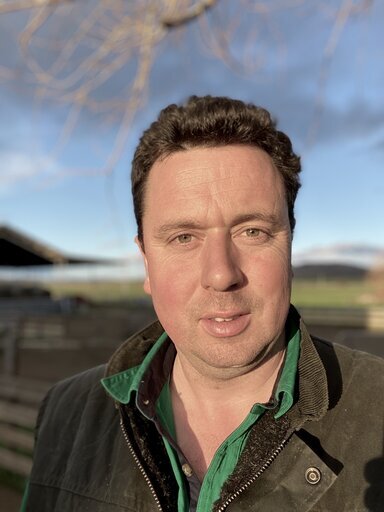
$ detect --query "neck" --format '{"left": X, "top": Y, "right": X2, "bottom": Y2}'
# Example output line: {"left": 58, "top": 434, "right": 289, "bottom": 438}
{"left": 171, "top": 336, "right": 286, "bottom": 415}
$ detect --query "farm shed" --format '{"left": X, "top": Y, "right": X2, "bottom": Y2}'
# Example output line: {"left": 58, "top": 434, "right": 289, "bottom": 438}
{"left": 0, "top": 224, "right": 94, "bottom": 267}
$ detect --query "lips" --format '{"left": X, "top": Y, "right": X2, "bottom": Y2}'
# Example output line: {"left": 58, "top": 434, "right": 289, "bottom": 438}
{"left": 199, "top": 313, "right": 251, "bottom": 338}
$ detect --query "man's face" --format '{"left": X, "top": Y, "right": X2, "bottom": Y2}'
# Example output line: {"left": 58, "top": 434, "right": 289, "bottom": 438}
{"left": 138, "top": 145, "right": 292, "bottom": 379}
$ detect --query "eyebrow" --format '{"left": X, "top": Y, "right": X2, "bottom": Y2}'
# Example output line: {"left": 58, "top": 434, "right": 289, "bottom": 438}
{"left": 155, "top": 220, "right": 205, "bottom": 238}
{"left": 230, "top": 212, "right": 281, "bottom": 226}
{"left": 155, "top": 212, "right": 281, "bottom": 238}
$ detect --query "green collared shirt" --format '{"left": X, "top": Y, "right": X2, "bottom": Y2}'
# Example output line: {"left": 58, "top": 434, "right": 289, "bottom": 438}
{"left": 102, "top": 317, "right": 300, "bottom": 512}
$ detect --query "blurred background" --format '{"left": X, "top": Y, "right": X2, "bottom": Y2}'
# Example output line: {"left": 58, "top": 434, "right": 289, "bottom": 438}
{"left": 0, "top": 0, "right": 383, "bottom": 508}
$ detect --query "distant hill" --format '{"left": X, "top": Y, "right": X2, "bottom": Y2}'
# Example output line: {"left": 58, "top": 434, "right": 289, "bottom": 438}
{"left": 293, "top": 243, "right": 384, "bottom": 270}
{"left": 293, "top": 263, "right": 368, "bottom": 281}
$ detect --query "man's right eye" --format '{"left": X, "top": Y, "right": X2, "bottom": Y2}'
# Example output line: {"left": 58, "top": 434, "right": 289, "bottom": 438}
{"left": 175, "top": 234, "right": 193, "bottom": 244}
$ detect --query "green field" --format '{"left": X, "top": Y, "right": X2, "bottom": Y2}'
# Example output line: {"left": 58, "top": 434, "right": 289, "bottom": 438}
{"left": 44, "top": 278, "right": 383, "bottom": 308}
{"left": 47, "top": 280, "right": 147, "bottom": 303}
{"left": 291, "top": 279, "right": 382, "bottom": 308}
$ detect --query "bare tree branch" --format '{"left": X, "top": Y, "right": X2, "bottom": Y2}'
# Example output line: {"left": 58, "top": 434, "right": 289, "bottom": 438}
{"left": 0, "top": 0, "right": 375, "bottom": 179}
{"left": 0, "top": 0, "right": 65, "bottom": 15}
{"left": 162, "top": 0, "right": 218, "bottom": 28}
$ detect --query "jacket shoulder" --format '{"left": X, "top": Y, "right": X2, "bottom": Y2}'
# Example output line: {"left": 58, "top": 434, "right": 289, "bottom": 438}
{"left": 312, "top": 335, "right": 384, "bottom": 374}
{"left": 45, "top": 364, "right": 107, "bottom": 399}
{"left": 36, "top": 365, "right": 107, "bottom": 422}
{"left": 29, "top": 365, "right": 121, "bottom": 501}
{"left": 310, "top": 335, "right": 384, "bottom": 417}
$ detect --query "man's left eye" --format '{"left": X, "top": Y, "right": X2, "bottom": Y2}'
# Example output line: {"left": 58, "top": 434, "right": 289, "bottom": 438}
{"left": 240, "top": 228, "right": 271, "bottom": 243}
{"left": 245, "top": 228, "right": 261, "bottom": 237}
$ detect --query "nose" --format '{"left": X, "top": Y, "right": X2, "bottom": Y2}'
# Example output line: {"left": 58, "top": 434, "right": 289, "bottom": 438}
{"left": 200, "top": 235, "right": 244, "bottom": 291}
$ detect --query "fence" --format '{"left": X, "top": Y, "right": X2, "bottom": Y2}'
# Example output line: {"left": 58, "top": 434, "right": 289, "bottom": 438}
{"left": 0, "top": 305, "right": 157, "bottom": 376}
{"left": 0, "top": 375, "right": 50, "bottom": 477}
{"left": 298, "top": 306, "right": 384, "bottom": 331}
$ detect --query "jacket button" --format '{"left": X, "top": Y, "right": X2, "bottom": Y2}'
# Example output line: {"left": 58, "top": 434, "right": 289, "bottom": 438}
{"left": 305, "top": 467, "right": 321, "bottom": 485}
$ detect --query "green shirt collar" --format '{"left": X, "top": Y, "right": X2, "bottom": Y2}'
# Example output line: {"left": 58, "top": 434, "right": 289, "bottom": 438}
{"left": 101, "top": 330, "right": 170, "bottom": 405}
{"left": 273, "top": 313, "right": 300, "bottom": 418}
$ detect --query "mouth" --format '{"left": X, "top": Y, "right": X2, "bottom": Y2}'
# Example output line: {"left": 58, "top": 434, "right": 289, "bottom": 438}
{"left": 200, "top": 312, "right": 251, "bottom": 338}
{"left": 212, "top": 316, "right": 240, "bottom": 322}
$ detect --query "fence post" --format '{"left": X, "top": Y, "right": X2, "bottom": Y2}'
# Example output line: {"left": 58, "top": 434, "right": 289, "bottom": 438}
{"left": 2, "top": 318, "right": 21, "bottom": 376}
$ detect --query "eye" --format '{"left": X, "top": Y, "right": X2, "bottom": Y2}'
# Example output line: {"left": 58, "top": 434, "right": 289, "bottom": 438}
{"left": 238, "top": 227, "right": 271, "bottom": 244}
{"left": 174, "top": 233, "right": 193, "bottom": 244}
{"left": 244, "top": 228, "right": 261, "bottom": 237}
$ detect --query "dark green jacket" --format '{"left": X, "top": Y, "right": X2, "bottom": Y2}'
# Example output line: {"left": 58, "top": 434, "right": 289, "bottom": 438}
{"left": 25, "top": 316, "right": 384, "bottom": 511}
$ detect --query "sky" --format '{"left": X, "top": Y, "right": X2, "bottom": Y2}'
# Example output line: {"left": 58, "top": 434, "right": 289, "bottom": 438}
{"left": 0, "top": 0, "right": 383, "bottom": 272}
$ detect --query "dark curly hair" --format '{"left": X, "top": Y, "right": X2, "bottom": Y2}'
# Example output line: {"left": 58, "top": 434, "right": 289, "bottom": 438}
{"left": 132, "top": 95, "right": 301, "bottom": 243}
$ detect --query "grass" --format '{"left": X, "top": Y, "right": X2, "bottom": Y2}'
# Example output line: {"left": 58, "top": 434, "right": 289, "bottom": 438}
{"left": 292, "top": 278, "right": 382, "bottom": 308}
{"left": 42, "top": 278, "right": 384, "bottom": 308}
{"left": 46, "top": 280, "right": 147, "bottom": 303}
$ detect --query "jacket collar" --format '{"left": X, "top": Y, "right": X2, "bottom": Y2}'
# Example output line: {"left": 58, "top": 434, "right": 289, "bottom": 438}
{"left": 105, "top": 319, "right": 165, "bottom": 378}
{"left": 294, "top": 311, "right": 329, "bottom": 423}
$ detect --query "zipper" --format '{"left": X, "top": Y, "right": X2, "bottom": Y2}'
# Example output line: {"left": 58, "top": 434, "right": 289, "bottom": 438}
{"left": 119, "top": 415, "right": 163, "bottom": 512}
{"left": 216, "top": 436, "right": 291, "bottom": 512}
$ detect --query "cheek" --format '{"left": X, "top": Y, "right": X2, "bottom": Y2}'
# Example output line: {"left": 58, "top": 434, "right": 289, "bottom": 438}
{"left": 146, "top": 260, "right": 195, "bottom": 310}
{"left": 148, "top": 268, "right": 193, "bottom": 337}
{"left": 251, "top": 252, "right": 292, "bottom": 297}
{"left": 251, "top": 255, "right": 292, "bottom": 334}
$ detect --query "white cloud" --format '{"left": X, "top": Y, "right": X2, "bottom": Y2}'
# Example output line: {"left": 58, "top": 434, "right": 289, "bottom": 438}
{"left": 293, "top": 244, "right": 384, "bottom": 269}
{"left": 0, "top": 150, "right": 60, "bottom": 194}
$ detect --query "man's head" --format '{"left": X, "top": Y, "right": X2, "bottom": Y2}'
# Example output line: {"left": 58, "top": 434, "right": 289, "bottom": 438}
{"left": 132, "top": 95, "right": 301, "bottom": 246}
{"left": 131, "top": 96, "right": 302, "bottom": 379}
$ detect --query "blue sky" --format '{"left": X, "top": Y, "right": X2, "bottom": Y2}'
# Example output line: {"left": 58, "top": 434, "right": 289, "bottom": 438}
{"left": 0, "top": 1, "right": 383, "bottom": 266}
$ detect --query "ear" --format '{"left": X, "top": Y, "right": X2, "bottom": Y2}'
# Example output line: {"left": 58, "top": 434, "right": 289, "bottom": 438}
{"left": 135, "top": 236, "right": 151, "bottom": 295}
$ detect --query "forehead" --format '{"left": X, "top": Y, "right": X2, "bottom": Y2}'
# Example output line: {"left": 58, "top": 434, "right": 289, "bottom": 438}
{"left": 144, "top": 145, "right": 285, "bottom": 206}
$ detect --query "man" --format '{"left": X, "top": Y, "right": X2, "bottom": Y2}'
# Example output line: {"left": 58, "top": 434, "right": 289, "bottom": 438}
{"left": 24, "top": 96, "right": 384, "bottom": 511}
